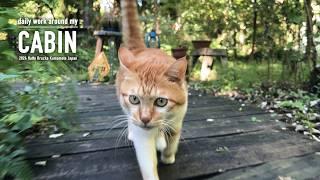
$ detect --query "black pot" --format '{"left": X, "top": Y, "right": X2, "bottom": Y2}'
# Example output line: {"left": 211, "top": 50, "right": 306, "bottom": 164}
{"left": 171, "top": 47, "right": 188, "bottom": 59}
{"left": 192, "top": 40, "right": 212, "bottom": 49}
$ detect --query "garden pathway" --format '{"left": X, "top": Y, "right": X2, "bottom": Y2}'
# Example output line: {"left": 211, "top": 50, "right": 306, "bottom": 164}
{"left": 26, "top": 84, "right": 320, "bottom": 179}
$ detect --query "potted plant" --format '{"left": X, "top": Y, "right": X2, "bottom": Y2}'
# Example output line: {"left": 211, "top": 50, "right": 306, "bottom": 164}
{"left": 171, "top": 46, "right": 188, "bottom": 59}
{"left": 192, "top": 40, "right": 212, "bottom": 49}
{"left": 170, "top": 29, "right": 188, "bottom": 59}
{"left": 191, "top": 33, "right": 212, "bottom": 49}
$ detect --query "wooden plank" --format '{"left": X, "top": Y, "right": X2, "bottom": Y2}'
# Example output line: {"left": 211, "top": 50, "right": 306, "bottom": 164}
{"left": 26, "top": 114, "right": 278, "bottom": 158}
{"left": 75, "top": 103, "right": 266, "bottom": 120}
{"left": 75, "top": 85, "right": 205, "bottom": 94}
{"left": 76, "top": 113, "right": 272, "bottom": 132}
{"left": 75, "top": 101, "right": 261, "bottom": 115}
{"left": 75, "top": 95, "right": 236, "bottom": 112}
{"left": 75, "top": 85, "right": 116, "bottom": 94}
{"left": 27, "top": 116, "right": 273, "bottom": 158}
{"left": 75, "top": 94, "right": 235, "bottom": 107}
{"left": 28, "top": 130, "right": 320, "bottom": 180}
{"left": 191, "top": 48, "right": 227, "bottom": 57}
{"left": 26, "top": 114, "right": 277, "bottom": 146}
{"left": 78, "top": 98, "right": 264, "bottom": 119}
{"left": 76, "top": 96, "right": 234, "bottom": 110}
{"left": 27, "top": 85, "right": 320, "bottom": 179}
{"left": 93, "top": 30, "right": 122, "bottom": 36}
{"left": 73, "top": 110, "right": 268, "bottom": 126}
{"left": 209, "top": 153, "right": 320, "bottom": 180}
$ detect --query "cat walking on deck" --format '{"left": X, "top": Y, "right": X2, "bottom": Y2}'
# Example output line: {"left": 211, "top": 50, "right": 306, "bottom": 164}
{"left": 116, "top": 1, "right": 188, "bottom": 180}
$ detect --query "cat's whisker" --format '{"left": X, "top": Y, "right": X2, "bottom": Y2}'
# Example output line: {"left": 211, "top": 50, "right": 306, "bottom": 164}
{"left": 103, "top": 120, "right": 128, "bottom": 138}
{"left": 116, "top": 127, "right": 127, "bottom": 148}
{"left": 108, "top": 119, "right": 127, "bottom": 130}
{"left": 113, "top": 126, "right": 128, "bottom": 158}
{"left": 115, "top": 126, "right": 128, "bottom": 151}
{"left": 124, "top": 128, "right": 131, "bottom": 146}
{"left": 161, "top": 120, "right": 177, "bottom": 133}
{"left": 161, "top": 123, "right": 173, "bottom": 141}
{"left": 161, "top": 126, "right": 169, "bottom": 143}
{"left": 111, "top": 116, "right": 128, "bottom": 122}
{"left": 111, "top": 117, "right": 128, "bottom": 124}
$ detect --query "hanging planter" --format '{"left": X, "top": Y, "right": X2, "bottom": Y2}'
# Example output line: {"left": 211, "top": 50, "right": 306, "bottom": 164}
{"left": 192, "top": 40, "right": 212, "bottom": 49}
{"left": 171, "top": 47, "right": 188, "bottom": 59}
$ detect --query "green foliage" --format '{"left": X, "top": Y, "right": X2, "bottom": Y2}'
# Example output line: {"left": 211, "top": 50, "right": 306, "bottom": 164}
{"left": 0, "top": 66, "right": 77, "bottom": 179}
{"left": 0, "top": 122, "right": 32, "bottom": 180}
{"left": 279, "top": 100, "right": 305, "bottom": 112}
{"left": 0, "top": 7, "right": 19, "bottom": 71}
{"left": 0, "top": 82, "right": 32, "bottom": 180}
{"left": 0, "top": 4, "right": 78, "bottom": 179}
{"left": 278, "top": 90, "right": 318, "bottom": 130}
{"left": 190, "top": 60, "right": 310, "bottom": 92}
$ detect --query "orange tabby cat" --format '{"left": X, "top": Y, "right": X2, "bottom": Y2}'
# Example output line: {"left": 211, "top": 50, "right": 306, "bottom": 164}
{"left": 116, "top": 1, "right": 188, "bottom": 180}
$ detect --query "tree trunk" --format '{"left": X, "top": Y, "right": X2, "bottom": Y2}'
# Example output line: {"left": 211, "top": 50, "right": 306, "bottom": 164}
{"left": 83, "top": 0, "right": 92, "bottom": 28}
{"left": 153, "top": 0, "right": 161, "bottom": 34}
{"left": 250, "top": 0, "right": 257, "bottom": 60}
{"left": 298, "top": 24, "right": 301, "bottom": 50}
{"left": 304, "top": 0, "right": 317, "bottom": 69}
{"left": 233, "top": 30, "right": 237, "bottom": 58}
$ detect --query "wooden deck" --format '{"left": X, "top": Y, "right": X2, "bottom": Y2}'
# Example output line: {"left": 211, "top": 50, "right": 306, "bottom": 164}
{"left": 26, "top": 85, "right": 320, "bottom": 179}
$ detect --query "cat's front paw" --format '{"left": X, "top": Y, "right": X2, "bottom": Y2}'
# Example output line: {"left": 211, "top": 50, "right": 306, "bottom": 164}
{"left": 161, "top": 154, "right": 175, "bottom": 164}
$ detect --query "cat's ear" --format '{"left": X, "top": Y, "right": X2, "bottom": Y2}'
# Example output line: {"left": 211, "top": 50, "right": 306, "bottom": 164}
{"left": 165, "top": 56, "right": 188, "bottom": 83}
{"left": 118, "top": 47, "right": 135, "bottom": 69}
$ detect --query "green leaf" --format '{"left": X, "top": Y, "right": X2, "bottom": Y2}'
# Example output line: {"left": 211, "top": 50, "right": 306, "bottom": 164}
{"left": 0, "top": 17, "right": 8, "bottom": 28}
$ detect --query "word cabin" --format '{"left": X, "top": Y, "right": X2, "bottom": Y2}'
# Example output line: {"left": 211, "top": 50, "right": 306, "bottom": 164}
{"left": 18, "top": 31, "right": 77, "bottom": 53}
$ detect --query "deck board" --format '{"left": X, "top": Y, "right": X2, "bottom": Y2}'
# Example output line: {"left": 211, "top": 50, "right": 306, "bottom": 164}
{"left": 26, "top": 85, "right": 320, "bottom": 179}
{"left": 210, "top": 154, "right": 320, "bottom": 180}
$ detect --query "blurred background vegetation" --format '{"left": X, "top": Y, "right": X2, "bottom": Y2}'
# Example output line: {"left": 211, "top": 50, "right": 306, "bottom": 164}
{"left": 0, "top": 0, "right": 320, "bottom": 179}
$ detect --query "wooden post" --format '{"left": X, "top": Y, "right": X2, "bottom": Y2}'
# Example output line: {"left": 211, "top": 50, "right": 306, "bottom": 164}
{"left": 107, "top": 37, "right": 116, "bottom": 82}
{"left": 95, "top": 36, "right": 103, "bottom": 57}
{"left": 200, "top": 56, "right": 213, "bottom": 81}
{"left": 221, "top": 56, "right": 228, "bottom": 66}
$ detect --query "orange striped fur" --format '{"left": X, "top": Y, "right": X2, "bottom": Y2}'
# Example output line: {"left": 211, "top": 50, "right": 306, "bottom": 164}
{"left": 116, "top": 1, "right": 188, "bottom": 180}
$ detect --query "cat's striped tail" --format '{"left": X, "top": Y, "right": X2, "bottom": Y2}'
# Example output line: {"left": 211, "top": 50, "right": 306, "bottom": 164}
{"left": 120, "top": 0, "right": 146, "bottom": 50}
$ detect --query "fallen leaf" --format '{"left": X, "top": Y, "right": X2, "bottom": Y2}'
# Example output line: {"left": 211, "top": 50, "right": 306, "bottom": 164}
{"left": 278, "top": 176, "right": 293, "bottom": 180}
{"left": 261, "top": 102, "right": 267, "bottom": 109}
{"left": 49, "top": 133, "right": 64, "bottom": 139}
{"left": 310, "top": 99, "right": 320, "bottom": 107}
{"left": 311, "top": 135, "right": 320, "bottom": 142}
{"left": 295, "top": 125, "right": 304, "bottom": 132}
{"left": 206, "top": 118, "right": 214, "bottom": 122}
{"left": 251, "top": 117, "right": 262, "bottom": 122}
{"left": 35, "top": 161, "right": 47, "bottom": 166}
{"left": 312, "top": 128, "right": 320, "bottom": 134}
{"left": 83, "top": 132, "right": 91, "bottom": 137}
{"left": 285, "top": 113, "right": 293, "bottom": 118}
{"left": 216, "top": 146, "right": 230, "bottom": 152}
{"left": 52, "top": 154, "right": 61, "bottom": 158}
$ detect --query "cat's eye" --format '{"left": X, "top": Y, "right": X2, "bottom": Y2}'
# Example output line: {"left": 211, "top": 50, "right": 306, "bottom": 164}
{"left": 129, "top": 95, "right": 140, "bottom": 105}
{"left": 155, "top": 97, "right": 168, "bottom": 107}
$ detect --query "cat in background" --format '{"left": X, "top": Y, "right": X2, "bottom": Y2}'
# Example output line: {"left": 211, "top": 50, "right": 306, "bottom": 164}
{"left": 116, "top": 0, "right": 188, "bottom": 179}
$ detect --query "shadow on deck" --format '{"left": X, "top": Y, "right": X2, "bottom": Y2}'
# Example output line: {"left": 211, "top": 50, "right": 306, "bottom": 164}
{"left": 26, "top": 85, "right": 320, "bottom": 179}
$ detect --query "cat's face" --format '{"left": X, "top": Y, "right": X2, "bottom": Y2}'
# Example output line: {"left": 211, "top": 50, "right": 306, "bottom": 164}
{"left": 116, "top": 48, "right": 187, "bottom": 129}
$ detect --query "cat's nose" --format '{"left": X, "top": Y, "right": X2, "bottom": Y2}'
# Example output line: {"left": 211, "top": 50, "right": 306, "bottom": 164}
{"left": 141, "top": 117, "right": 151, "bottom": 125}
